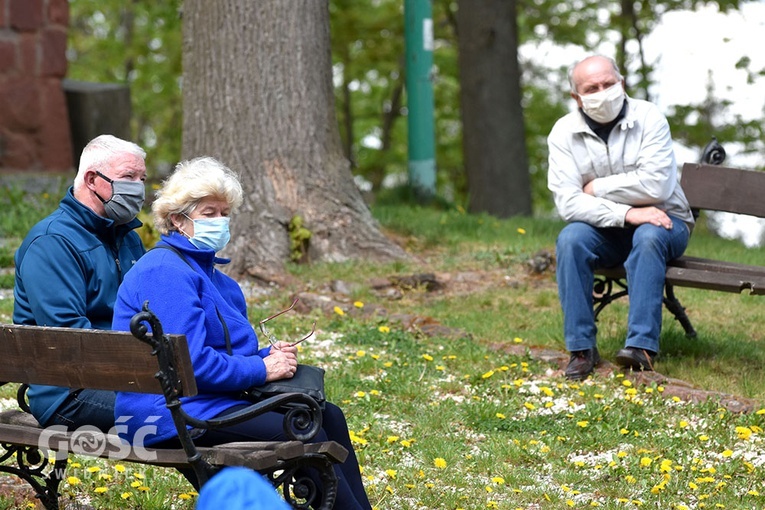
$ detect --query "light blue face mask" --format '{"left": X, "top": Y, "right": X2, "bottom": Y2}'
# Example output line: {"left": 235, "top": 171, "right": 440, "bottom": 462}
{"left": 186, "top": 216, "right": 231, "bottom": 252}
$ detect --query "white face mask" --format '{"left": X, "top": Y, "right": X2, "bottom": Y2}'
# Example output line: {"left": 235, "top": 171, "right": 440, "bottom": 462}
{"left": 579, "top": 82, "right": 625, "bottom": 124}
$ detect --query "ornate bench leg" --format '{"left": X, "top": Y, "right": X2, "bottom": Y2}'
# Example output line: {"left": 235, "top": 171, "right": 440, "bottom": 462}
{"left": 593, "top": 275, "right": 629, "bottom": 321}
{"left": 0, "top": 443, "right": 68, "bottom": 510}
{"left": 266, "top": 453, "right": 338, "bottom": 510}
{"left": 663, "top": 283, "right": 697, "bottom": 338}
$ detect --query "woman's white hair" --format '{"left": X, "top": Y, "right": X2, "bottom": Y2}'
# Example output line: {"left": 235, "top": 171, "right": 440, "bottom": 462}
{"left": 73, "top": 134, "right": 146, "bottom": 189}
{"left": 152, "top": 156, "right": 244, "bottom": 235}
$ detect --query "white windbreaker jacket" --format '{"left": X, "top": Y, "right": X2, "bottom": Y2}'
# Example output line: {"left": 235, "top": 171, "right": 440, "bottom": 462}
{"left": 547, "top": 96, "right": 694, "bottom": 230}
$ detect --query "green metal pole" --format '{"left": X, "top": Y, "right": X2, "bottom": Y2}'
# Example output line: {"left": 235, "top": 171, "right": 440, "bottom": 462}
{"left": 404, "top": 0, "right": 436, "bottom": 200}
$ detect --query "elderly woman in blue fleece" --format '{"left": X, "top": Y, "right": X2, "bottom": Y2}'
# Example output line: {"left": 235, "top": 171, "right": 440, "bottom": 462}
{"left": 111, "top": 156, "right": 372, "bottom": 510}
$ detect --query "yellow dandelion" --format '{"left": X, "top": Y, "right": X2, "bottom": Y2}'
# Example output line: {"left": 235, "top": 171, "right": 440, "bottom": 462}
{"left": 736, "top": 426, "right": 753, "bottom": 440}
{"left": 86, "top": 466, "right": 101, "bottom": 473}
{"left": 517, "top": 228, "right": 526, "bottom": 234}
{"left": 69, "top": 462, "right": 81, "bottom": 468}
{"left": 640, "top": 457, "right": 652, "bottom": 467}
{"left": 577, "top": 420, "right": 589, "bottom": 428}
{"left": 524, "top": 402, "right": 535, "bottom": 410}
{"left": 513, "top": 337, "right": 523, "bottom": 343}
{"left": 94, "top": 487, "right": 108, "bottom": 494}
{"left": 387, "top": 436, "right": 399, "bottom": 443}
{"left": 378, "top": 326, "right": 390, "bottom": 333}
{"left": 722, "top": 449, "right": 733, "bottom": 457}
{"left": 179, "top": 494, "right": 192, "bottom": 500}
{"left": 434, "top": 457, "right": 447, "bottom": 469}
{"left": 620, "top": 428, "right": 629, "bottom": 435}
{"left": 492, "top": 476, "right": 505, "bottom": 484}
{"left": 482, "top": 370, "right": 495, "bottom": 379}
{"left": 385, "top": 469, "right": 396, "bottom": 479}
{"left": 422, "top": 353, "right": 434, "bottom": 361}
{"left": 131, "top": 481, "right": 142, "bottom": 488}
{"left": 349, "top": 431, "right": 368, "bottom": 445}
{"left": 138, "top": 486, "right": 150, "bottom": 492}
{"left": 356, "top": 350, "right": 366, "bottom": 357}
{"left": 121, "top": 492, "right": 131, "bottom": 500}
{"left": 354, "top": 301, "right": 364, "bottom": 308}
{"left": 133, "top": 473, "right": 145, "bottom": 480}
{"left": 355, "top": 391, "right": 366, "bottom": 398}
{"left": 496, "top": 413, "right": 506, "bottom": 419}
{"left": 114, "top": 464, "right": 126, "bottom": 473}
{"left": 67, "top": 476, "right": 81, "bottom": 486}
{"left": 400, "top": 439, "right": 413, "bottom": 448}
{"left": 622, "top": 380, "right": 633, "bottom": 387}
{"left": 333, "top": 306, "right": 345, "bottom": 316}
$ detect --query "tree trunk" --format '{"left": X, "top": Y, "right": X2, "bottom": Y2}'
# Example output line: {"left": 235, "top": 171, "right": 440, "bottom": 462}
{"left": 457, "top": 0, "right": 531, "bottom": 218}
{"left": 182, "top": 0, "right": 407, "bottom": 282}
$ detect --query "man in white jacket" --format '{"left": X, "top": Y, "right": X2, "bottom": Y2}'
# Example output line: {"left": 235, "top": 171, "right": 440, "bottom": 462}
{"left": 547, "top": 55, "right": 694, "bottom": 380}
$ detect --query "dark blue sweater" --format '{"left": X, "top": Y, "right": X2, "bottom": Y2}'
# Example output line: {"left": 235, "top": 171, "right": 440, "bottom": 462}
{"left": 111, "top": 233, "right": 270, "bottom": 445}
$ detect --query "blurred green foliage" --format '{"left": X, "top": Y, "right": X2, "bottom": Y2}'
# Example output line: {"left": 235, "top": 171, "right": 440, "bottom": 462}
{"left": 65, "top": 0, "right": 761, "bottom": 218}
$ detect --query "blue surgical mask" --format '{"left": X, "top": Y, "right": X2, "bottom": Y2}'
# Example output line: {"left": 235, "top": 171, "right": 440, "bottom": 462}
{"left": 186, "top": 216, "right": 231, "bottom": 252}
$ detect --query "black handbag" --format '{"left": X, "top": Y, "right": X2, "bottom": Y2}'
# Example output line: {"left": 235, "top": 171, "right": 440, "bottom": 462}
{"left": 246, "top": 364, "right": 326, "bottom": 409}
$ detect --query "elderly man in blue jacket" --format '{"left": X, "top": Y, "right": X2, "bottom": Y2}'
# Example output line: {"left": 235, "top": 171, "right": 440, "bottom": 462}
{"left": 547, "top": 55, "right": 694, "bottom": 381}
{"left": 13, "top": 134, "right": 147, "bottom": 431}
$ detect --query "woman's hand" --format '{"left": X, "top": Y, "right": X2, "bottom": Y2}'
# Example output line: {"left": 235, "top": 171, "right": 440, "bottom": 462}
{"left": 263, "top": 348, "right": 298, "bottom": 382}
{"left": 270, "top": 342, "right": 297, "bottom": 355}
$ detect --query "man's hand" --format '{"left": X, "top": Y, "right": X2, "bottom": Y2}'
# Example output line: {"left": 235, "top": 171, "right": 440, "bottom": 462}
{"left": 625, "top": 206, "right": 673, "bottom": 229}
{"left": 583, "top": 180, "right": 595, "bottom": 195}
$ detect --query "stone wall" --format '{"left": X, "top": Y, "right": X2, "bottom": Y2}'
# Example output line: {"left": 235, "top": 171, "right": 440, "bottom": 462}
{"left": 0, "top": 0, "right": 72, "bottom": 173}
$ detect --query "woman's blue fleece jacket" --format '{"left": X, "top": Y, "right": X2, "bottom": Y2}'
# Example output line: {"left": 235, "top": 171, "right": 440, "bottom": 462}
{"left": 111, "top": 233, "right": 271, "bottom": 446}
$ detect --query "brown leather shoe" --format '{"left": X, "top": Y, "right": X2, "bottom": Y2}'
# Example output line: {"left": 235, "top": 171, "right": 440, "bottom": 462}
{"left": 565, "top": 348, "right": 600, "bottom": 380}
{"left": 615, "top": 347, "right": 655, "bottom": 371}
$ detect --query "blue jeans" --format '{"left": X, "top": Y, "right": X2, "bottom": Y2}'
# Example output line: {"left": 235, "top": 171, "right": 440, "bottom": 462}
{"left": 45, "top": 389, "right": 116, "bottom": 432}
{"left": 555, "top": 216, "right": 690, "bottom": 354}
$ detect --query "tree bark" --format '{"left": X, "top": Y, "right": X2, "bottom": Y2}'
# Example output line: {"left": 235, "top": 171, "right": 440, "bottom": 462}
{"left": 182, "top": 0, "right": 407, "bottom": 282}
{"left": 457, "top": 0, "right": 532, "bottom": 218}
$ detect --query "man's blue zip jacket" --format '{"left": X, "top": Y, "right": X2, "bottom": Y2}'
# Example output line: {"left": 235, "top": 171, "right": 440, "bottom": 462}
{"left": 13, "top": 186, "right": 145, "bottom": 426}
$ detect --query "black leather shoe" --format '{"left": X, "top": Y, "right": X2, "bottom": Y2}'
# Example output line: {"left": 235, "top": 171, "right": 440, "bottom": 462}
{"left": 615, "top": 347, "right": 656, "bottom": 371}
{"left": 565, "top": 348, "right": 600, "bottom": 380}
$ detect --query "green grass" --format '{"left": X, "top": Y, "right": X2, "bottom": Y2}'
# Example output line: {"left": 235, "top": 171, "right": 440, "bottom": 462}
{"left": 3, "top": 194, "right": 765, "bottom": 508}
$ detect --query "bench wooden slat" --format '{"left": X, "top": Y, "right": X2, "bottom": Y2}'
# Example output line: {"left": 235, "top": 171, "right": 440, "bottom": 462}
{"left": 0, "top": 410, "right": 345, "bottom": 472}
{"left": 666, "top": 267, "right": 765, "bottom": 294}
{"left": 304, "top": 441, "right": 350, "bottom": 463}
{"left": 681, "top": 163, "right": 765, "bottom": 217}
{"left": 0, "top": 325, "right": 197, "bottom": 396}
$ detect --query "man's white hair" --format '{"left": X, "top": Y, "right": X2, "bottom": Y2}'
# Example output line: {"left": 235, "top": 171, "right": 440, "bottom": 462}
{"left": 73, "top": 135, "right": 146, "bottom": 189}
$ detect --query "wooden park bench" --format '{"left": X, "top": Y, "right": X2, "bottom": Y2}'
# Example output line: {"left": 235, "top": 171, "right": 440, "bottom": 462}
{"left": 0, "top": 303, "right": 346, "bottom": 510}
{"left": 594, "top": 161, "right": 765, "bottom": 337}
